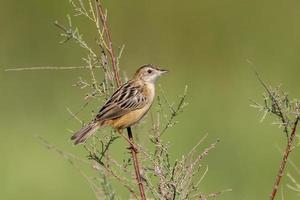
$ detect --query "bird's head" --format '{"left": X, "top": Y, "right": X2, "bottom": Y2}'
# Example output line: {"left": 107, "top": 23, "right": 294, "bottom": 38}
{"left": 134, "top": 64, "right": 168, "bottom": 83}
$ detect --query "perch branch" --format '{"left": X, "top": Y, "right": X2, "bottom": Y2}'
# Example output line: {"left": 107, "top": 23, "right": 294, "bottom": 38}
{"left": 95, "top": 1, "right": 146, "bottom": 199}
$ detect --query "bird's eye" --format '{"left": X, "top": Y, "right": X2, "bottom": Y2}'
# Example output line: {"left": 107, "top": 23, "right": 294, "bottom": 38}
{"left": 147, "top": 69, "right": 152, "bottom": 74}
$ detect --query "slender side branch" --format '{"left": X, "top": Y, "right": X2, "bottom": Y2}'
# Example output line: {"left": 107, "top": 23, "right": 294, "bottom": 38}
{"left": 5, "top": 65, "right": 102, "bottom": 71}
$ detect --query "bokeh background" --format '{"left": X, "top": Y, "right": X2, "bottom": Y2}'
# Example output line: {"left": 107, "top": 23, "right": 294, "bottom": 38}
{"left": 1, "top": 0, "right": 300, "bottom": 199}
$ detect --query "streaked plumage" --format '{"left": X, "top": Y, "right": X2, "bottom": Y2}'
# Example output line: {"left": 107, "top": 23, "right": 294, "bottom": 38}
{"left": 71, "top": 64, "right": 168, "bottom": 145}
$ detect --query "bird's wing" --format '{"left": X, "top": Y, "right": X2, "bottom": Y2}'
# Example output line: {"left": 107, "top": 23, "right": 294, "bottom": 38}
{"left": 95, "top": 81, "right": 148, "bottom": 121}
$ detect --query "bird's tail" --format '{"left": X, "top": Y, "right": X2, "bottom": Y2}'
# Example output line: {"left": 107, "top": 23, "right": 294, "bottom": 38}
{"left": 71, "top": 122, "right": 99, "bottom": 145}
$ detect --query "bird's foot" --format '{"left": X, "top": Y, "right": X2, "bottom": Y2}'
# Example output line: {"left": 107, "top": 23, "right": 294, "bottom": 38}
{"left": 127, "top": 144, "right": 139, "bottom": 153}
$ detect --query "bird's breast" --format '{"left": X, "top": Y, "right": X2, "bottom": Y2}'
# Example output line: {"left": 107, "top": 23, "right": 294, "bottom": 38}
{"left": 143, "top": 82, "right": 155, "bottom": 104}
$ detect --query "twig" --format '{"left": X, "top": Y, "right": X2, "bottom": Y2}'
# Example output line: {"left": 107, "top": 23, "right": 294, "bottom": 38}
{"left": 36, "top": 135, "right": 106, "bottom": 199}
{"left": 85, "top": 141, "right": 139, "bottom": 199}
{"left": 249, "top": 61, "right": 289, "bottom": 137}
{"left": 5, "top": 65, "right": 102, "bottom": 71}
{"left": 94, "top": 1, "right": 146, "bottom": 199}
{"left": 198, "top": 189, "right": 232, "bottom": 200}
{"left": 269, "top": 116, "right": 299, "bottom": 200}
{"left": 66, "top": 107, "right": 83, "bottom": 124}
{"left": 159, "top": 85, "right": 188, "bottom": 137}
{"left": 54, "top": 20, "right": 98, "bottom": 59}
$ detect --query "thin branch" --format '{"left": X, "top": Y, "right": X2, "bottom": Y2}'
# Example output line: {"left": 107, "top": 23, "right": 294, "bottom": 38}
{"left": 36, "top": 135, "right": 106, "bottom": 199}
{"left": 54, "top": 21, "right": 98, "bottom": 59}
{"left": 159, "top": 85, "right": 188, "bottom": 137}
{"left": 269, "top": 116, "right": 299, "bottom": 200}
{"left": 95, "top": 0, "right": 121, "bottom": 87}
{"left": 85, "top": 141, "right": 139, "bottom": 199}
{"left": 5, "top": 65, "right": 102, "bottom": 71}
{"left": 249, "top": 60, "right": 289, "bottom": 137}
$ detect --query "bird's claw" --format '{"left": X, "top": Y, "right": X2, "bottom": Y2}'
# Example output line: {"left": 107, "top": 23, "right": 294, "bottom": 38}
{"left": 127, "top": 145, "right": 139, "bottom": 153}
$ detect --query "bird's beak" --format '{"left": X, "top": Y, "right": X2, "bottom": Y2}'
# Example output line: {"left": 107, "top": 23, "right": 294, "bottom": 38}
{"left": 158, "top": 68, "right": 169, "bottom": 75}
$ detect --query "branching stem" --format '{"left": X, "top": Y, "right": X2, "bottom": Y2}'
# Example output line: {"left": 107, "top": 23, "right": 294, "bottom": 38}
{"left": 269, "top": 117, "right": 299, "bottom": 200}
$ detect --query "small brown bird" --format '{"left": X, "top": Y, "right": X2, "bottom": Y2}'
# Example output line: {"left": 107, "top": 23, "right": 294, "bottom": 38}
{"left": 71, "top": 64, "right": 168, "bottom": 145}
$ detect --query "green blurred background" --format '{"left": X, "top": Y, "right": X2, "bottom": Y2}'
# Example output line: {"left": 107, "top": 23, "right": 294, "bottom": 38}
{"left": 1, "top": 0, "right": 300, "bottom": 199}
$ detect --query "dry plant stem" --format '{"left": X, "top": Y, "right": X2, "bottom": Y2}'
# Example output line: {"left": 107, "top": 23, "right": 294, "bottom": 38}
{"left": 269, "top": 117, "right": 299, "bottom": 200}
{"left": 95, "top": 0, "right": 121, "bottom": 86}
{"left": 95, "top": 1, "right": 146, "bottom": 199}
{"left": 127, "top": 127, "right": 147, "bottom": 200}
{"left": 5, "top": 65, "right": 102, "bottom": 71}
